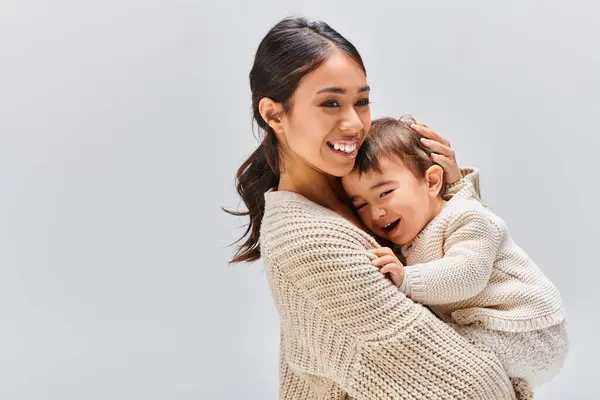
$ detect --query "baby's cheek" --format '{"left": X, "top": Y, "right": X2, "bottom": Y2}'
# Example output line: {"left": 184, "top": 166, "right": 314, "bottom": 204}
{"left": 355, "top": 210, "right": 370, "bottom": 228}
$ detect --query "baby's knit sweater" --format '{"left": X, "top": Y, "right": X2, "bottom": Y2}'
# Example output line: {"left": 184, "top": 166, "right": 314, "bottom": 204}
{"left": 260, "top": 182, "right": 518, "bottom": 399}
{"left": 399, "top": 183, "right": 565, "bottom": 333}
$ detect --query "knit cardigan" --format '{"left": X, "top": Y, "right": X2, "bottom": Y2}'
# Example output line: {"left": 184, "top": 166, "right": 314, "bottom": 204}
{"left": 399, "top": 183, "right": 565, "bottom": 333}
{"left": 260, "top": 170, "right": 518, "bottom": 399}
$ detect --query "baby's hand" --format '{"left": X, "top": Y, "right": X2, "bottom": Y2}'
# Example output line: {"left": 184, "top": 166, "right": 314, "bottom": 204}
{"left": 368, "top": 247, "right": 405, "bottom": 287}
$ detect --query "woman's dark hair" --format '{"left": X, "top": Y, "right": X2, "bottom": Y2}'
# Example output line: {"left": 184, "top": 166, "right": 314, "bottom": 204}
{"left": 225, "top": 17, "right": 366, "bottom": 263}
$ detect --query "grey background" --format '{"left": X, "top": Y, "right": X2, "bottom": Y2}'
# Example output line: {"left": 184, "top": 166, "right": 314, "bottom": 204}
{"left": 1, "top": 0, "right": 597, "bottom": 399}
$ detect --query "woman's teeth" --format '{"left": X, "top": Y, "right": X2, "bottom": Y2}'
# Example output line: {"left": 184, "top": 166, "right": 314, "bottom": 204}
{"left": 332, "top": 142, "right": 357, "bottom": 153}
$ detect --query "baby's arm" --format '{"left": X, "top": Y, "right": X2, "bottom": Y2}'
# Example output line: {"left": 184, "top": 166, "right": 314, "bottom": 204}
{"left": 402, "top": 210, "right": 503, "bottom": 305}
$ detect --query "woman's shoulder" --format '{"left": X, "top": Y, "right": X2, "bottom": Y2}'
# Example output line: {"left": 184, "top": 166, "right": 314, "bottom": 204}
{"left": 263, "top": 190, "right": 351, "bottom": 230}
{"left": 264, "top": 190, "right": 328, "bottom": 215}
{"left": 261, "top": 191, "right": 378, "bottom": 259}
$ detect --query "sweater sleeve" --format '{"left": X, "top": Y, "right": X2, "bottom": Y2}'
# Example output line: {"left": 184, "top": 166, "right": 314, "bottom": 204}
{"left": 446, "top": 167, "right": 482, "bottom": 200}
{"left": 266, "top": 212, "right": 514, "bottom": 399}
{"left": 403, "top": 211, "right": 503, "bottom": 305}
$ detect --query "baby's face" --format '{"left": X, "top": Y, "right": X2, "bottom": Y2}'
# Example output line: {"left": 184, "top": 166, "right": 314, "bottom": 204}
{"left": 342, "top": 157, "right": 437, "bottom": 245}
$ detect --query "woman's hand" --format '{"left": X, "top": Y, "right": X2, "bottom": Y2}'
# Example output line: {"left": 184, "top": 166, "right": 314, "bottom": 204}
{"left": 409, "top": 121, "right": 462, "bottom": 185}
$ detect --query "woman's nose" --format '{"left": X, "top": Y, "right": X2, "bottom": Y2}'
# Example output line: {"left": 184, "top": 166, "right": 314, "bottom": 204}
{"left": 340, "top": 108, "right": 363, "bottom": 133}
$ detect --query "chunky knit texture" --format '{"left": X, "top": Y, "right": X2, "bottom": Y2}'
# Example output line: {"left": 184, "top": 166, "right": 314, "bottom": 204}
{"left": 399, "top": 183, "right": 566, "bottom": 333}
{"left": 261, "top": 185, "right": 518, "bottom": 399}
{"left": 444, "top": 167, "right": 481, "bottom": 201}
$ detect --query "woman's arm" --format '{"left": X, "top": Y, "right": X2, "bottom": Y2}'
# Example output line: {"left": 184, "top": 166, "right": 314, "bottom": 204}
{"left": 264, "top": 209, "right": 515, "bottom": 399}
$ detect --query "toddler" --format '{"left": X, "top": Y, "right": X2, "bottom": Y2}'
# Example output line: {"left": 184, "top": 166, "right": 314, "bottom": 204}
{"left": 342, "top": 117, "right": 568, "bottom": 388}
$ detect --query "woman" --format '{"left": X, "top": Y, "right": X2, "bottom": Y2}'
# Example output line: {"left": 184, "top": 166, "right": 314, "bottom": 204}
{"left": 228, "top": 17, "right": 524, "bottom": 399}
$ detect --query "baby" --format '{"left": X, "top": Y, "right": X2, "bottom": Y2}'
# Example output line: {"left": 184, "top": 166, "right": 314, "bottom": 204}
{"left": 342, "top": 117, "right": 568, "bottom": 388}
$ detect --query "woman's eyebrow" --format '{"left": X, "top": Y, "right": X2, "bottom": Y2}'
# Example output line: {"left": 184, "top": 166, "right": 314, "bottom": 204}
{"left": 316, "top": 85, "right": 370, "bottom": 94}
{"left": 317, "top": 87, "right": 345, "bottom": 94}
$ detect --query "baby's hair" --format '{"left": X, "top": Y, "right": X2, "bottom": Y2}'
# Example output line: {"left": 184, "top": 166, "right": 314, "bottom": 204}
{"left": 354, "top": 116, "right": 447, "bottom": 195}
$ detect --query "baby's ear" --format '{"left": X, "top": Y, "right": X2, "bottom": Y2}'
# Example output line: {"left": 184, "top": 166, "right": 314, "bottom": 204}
{"left": 425, "top": 165, "right": 444, "bottom": 197}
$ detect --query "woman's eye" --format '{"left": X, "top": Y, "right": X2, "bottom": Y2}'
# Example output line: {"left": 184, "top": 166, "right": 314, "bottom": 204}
{"left": 380, "top": 190, "right": 393, "bottom": 198}
{"left": 321, "top": 100, "right": 340, "bottom": 108}
{"left": 356, "top": 98, "right": 371, "bottom": 106}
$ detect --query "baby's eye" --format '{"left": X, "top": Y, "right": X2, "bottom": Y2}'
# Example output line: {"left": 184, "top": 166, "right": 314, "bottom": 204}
{"left": 354, "top": 203, "right": 367, "bottom": 211}
{"left": 380, "top": 190, "right": 393, "bottom": 198}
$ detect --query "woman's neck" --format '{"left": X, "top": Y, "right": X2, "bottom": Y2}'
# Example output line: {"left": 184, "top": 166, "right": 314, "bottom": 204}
{"left": 277, "top": 160, "right": 354, "bottom": 217}
{"left": 278, "top": 169, "right": 344, "bottom": 210}
{"left": 276, "top": 153, "right": 367, "bottom": 230}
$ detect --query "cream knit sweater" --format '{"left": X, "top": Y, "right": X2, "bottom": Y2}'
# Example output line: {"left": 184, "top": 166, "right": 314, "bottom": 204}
{"left": 399, "top": 183, "right": 565, "bottom": 333}
{"left": 261, "top": 174, "right": 519, "bottom": 399}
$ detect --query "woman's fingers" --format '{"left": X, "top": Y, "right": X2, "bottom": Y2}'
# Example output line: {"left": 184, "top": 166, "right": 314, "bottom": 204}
{"left": 430, "top": 152, "right": 450, "bottom": 166}
{"left": 411, "top": 120, "right": 428, "bottom": 128}
{"left": 409, "top": 122, "right": 461, "bottom": 184}
{"left": 421, "top": 138, "right": 456, "bottom": 159}
{"left": 429, "top": 153, "right": 459, "bottom": 181}
{"left": 410, "top": 124, "right": 451, "bottom": 147}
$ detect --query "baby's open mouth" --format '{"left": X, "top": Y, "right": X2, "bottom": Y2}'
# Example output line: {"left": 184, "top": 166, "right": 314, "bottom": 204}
{"left": 383, "top": 219, "right": 400, "bottom": 233}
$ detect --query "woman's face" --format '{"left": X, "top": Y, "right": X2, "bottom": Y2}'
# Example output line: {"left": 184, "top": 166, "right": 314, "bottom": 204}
{"left": 279, "top": 49, "right": 371, "bottom": 177}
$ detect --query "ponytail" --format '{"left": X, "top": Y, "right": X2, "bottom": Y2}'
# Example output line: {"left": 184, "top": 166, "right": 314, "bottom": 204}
{"left": 225, "top": 131, "right": 280, "bottom": 263}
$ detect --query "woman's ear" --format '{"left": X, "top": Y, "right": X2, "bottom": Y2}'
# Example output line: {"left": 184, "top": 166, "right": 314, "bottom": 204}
{"left": 258, "top": 97, "right": 285, "bottom": 134}
{"left": 425, "top": 165, "right": 444, "bottom": 197}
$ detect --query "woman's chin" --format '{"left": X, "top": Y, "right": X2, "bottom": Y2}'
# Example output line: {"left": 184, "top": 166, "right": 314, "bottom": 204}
{"left": 322, "top": 162, "right": 355, "bottom": 178}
